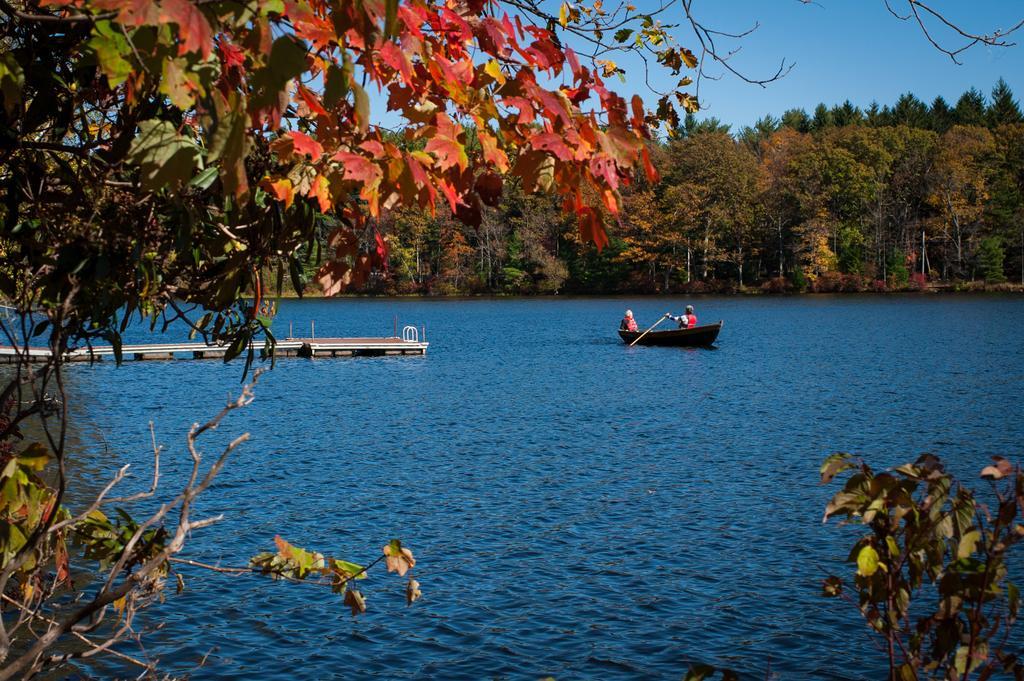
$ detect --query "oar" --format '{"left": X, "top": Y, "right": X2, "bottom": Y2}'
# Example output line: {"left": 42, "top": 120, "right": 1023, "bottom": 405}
{"left": 629, "top": 314, "right": 670, "bottom": 347}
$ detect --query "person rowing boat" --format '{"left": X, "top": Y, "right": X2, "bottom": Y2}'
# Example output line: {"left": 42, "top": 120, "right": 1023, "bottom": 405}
{"left": 665, "top": 305, "right": 697, "bottom": 329}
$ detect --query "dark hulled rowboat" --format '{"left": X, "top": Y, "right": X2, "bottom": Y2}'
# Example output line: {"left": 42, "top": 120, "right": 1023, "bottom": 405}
{"left": 618, "top": 321, "right": 723, "bottom": 347}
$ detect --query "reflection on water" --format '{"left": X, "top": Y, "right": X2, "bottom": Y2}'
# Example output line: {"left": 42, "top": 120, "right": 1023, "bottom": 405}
{"left": 58, "top": 295, "right": 1024, "bottom": 678}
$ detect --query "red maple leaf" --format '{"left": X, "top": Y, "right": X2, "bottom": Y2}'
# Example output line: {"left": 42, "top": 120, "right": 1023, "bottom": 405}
{"left": 578, "top": 207, "right": 609, "bottom": 252}
{"left": 297, "top": 85, "right": 329, "bottom": 118}
{"left": 641, "top": 147, "right": 660, "bottom": 184}
{"left": 531, "top": 132, "right": 573, "bottom": 161}
{"left": 332, "top": 152, "right": 383, "bottom": 187}
{"left": 288, "top": 131, "right": 324, "bottom": 159}
{"left": 158, "top": 0, "right": 214, "bottom": 59}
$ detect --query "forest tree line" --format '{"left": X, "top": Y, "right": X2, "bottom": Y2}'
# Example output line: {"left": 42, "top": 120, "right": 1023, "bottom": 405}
{"left": 319, "top": 80, "right": 1024, "bottom": 295}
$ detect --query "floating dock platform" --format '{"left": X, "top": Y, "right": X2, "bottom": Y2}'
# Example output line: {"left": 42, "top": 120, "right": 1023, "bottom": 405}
{"left": 0, "top": 335, "right": 429, "bottom": 363}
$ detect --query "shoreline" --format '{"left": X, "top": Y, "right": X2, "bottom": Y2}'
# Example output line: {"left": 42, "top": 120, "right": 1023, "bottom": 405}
{"left": 273, "top": 283, "right": 1024, "bottom": 299}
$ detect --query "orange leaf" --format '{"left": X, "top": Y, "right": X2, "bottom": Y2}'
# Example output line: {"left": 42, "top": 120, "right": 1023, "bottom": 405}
{"left": 311, "top": 174, "right": 332, "bottom": 212}
{"left": 259, "top": 177, "right": 295, "bottom": 208}
{"left": 479, "top": 131, "right": 509, "bottom": 172}
{"left": 424, "top": 115, "right": 468, "bottom": 171}
{"left": 272, "top": 131, "right": 323, "bottom": 162}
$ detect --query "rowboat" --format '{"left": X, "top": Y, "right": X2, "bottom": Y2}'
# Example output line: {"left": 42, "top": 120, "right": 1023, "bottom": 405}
{"left": 618, "top": 321, "right": 723, "bottom": 347}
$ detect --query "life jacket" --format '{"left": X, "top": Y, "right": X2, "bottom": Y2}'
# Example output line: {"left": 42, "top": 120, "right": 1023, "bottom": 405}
{"left": 623, "top": 316, "right": 638, "bottom": 332}
{"left": 683, "top": 313, "right": 697, "bottom": 329}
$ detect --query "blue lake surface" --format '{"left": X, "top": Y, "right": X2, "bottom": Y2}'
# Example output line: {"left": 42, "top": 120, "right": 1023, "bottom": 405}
{"left": 61, "top": 295, "right": 1024, "bottom": 678}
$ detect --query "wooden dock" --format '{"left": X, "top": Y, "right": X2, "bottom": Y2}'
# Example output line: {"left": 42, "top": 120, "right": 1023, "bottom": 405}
{"left": 0, "top": 336, "right": 429, "bottom": 363}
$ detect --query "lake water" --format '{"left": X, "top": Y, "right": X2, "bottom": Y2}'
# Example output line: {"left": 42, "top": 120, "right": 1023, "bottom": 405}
{"left": 61, "top": 295, "right": 1024, "bottom": 679}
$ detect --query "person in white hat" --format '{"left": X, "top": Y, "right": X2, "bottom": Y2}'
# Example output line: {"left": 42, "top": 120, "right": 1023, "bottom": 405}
{"left": 665, "top": 305, "right": 697, "bottom": 329}
{"left": 620, "top": 309, "right": 638, "bottom": 332}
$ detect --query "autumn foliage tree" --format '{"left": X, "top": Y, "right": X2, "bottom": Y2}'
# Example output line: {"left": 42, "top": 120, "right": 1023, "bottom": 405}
{"left": 0, "top": 0, "right": 706, "bottom": 675}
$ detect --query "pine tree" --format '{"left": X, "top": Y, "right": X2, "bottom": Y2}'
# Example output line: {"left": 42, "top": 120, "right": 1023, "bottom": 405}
{"left": 812, "top": 103, "right": 834, "bottom": 131}
{"left": 832, "top": 100, "right": 864, "bottom": 127}
{"left": 988, "top": 78, "right": 1024, "bottom": 127}
{"left": 929, "top": 96, "right": 954, "bottom": 133}
{"left": 893, "top": 93, "right": 930, "bottom": 128}
{"left": 978, "top": 236, "right": 1007, "bottom": 283}
{"left": 954, "top": 88, "right": 988, "bottom": 126}
{"left": 781, "top": 108, "right": 812, "bottom": 133}
{"left": 865, "top": 101, "right": 892, "bottom": 127}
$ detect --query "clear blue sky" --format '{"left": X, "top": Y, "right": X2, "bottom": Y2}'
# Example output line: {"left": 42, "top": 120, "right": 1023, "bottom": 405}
{"left": 623, "top": 0, "right": 1024, "bottom": 129}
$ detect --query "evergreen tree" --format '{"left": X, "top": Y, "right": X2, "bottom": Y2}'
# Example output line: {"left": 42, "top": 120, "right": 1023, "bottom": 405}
{"left": 893, "top": 93, "right": 930, "bottom": 128}
{"left": 978, "top": 236, "right": 1007, "bottom": 283}
{"left": 678, "top": 113, "right": 731, "bottom": 137}
{"left": 812, "top": 103, "right": 834, "bottom": 131}
{"left": 865, "top": 101, "right": 892, "bottom": 127}
{"left": 832, "top": 100, "right": 864, "bottom": 127}
{"left": 954, "top": 88, "right": 988, "bottom": 127}
{"left": 929, "top": 96, "right": 954, "bottom": 133}
{"left": 988, "top": 78, "right": 1024, "bottom": 127}
{"left": 781, "top": 108, "right": 812, "bottom": 133}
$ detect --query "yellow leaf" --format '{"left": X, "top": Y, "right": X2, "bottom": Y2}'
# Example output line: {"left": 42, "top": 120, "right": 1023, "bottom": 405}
{"left": 857, "top": 545, "right": 880, "bottom": 577}
{"left": 559, "top": 2, "right": 569, "bottom": 28}
{"left": 957, "top": 530, "right": 980, "bottom": 559}
{"left": 484, "top": 59, "right": 505, "bottom": 86}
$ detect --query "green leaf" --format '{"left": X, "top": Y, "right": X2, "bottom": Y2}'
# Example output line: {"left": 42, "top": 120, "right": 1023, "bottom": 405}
{"left": 189, "top": 166, "right": 218, "bottom": 190}
{"left": 223, "top": 329, "right": 249, "bottom": 363}
{"left": 208, "top": 92, "right": 250, "bottom": 200}
{"left": 323, "top": 62, "right": 350, "bottom": 108}
{"left": 857, "top": 545, "right": 880, "bottom": 577}
{"left": 87, "top": 21, "right": 133, "bottom": 88}
{"left": 821, "top": 453, "right": 856, "bottom": 484}
{"left": 384, "top": 0, "right": 398, "bottom": 37}
{"left": 957, "top": 529, "right": 980, "bottom": 559}
{"left": 0, "top": 52, "right": 25, "bottom": 116}
{"left": 331, "top": 559, "right": 366, "bottom": 580}
{"left": 614, "top": 28, "right": 634, "bottom": 43}
{"left": 126, "top": 119, "right": 203, "bottom": 191}
{"left": 259, "top": 0, "right": 284, "bottom": 14}
{"left": 17, "top": 443, "right": 50, "bottom": 471}
{"left": 269, "top": 36, "right": 308, "bottom": 83}
{"left": 160, "top": 58, "right": 199, "bottom": 110}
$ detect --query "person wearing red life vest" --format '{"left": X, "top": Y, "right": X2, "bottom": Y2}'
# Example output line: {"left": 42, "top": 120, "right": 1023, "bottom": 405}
{"left": 620, "top": 309, "right": 639, "bottom": 332}
{"left": 666, "top": 305, "right": 697, "bottom": 329}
